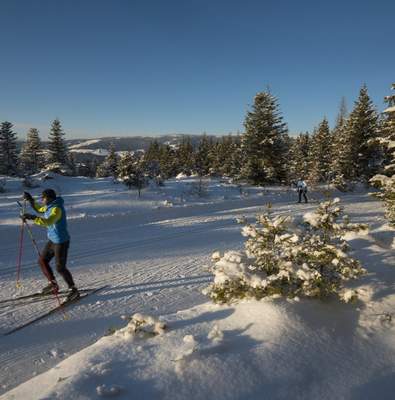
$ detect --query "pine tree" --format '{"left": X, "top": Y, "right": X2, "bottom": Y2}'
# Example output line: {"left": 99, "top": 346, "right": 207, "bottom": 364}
{"left": 205, "top": 199, "right": 366, "bottom": 304}
{"left": 19, "top": 128, "right": 43, "bottom": 175}
{"left": 370, "top": 83, "right": 395, "bottom": 225}
{"left": 210, "top": 135, "right": 235, "bottom": 177}
{"left": 288, "top": 132, "right": 310, "bottom": 183}
{"left": 281, "top": 133, "right": 292, "bottom": 183}
{"left": 118, "top": 151, "right": 147, "bottom": 196}
{"left": 175, "top": 136, "right": 194, "bottom": 175}
{"left": 241, "top": 91, "right": 288, "bottom": 184}
{"left": 47, "top": 119, "right": 69, "bottom": 165}
{"left": 96, "top": 142, "right": 119, "bottom": 178}
{"left": 381, "top": 83, "right": 395, "bottom": 174}
{"left": 343, "top": 85, "right": 380, "bottom": 181}
{"left": 308, "top": 118, "right": 332, "bottom": 184}
{"left": 331, "top": 98, "right": 352, "bottom": 189}
{"left": 194, "top": 134, "right": 212, "bottom": 176}
{"left": 229, "top": 136, "right": 243, "bottom": 180}
{"left": 159, "top": 144, "right": 177, "bottom": 179}
{"left": 117, "top": 151, "right": 134, "bottom": 180}
{"left": 0, "top": 121, "right": 18, "bottom": 176}
{"left": 145, "top": 140, "right": 161, "bottom": 163}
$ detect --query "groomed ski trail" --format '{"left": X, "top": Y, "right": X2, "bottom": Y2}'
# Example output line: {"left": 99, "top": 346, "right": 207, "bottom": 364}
{"left": 0, "top": 192, "right": 385, "bottom": 395}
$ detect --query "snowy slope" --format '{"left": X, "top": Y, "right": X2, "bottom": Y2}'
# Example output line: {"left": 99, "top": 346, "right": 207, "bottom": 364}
{"left": 3, "top": 297, "right": 395, "bottom": 400}
{"left": 0, "top": 175, "right": 394, "bottom": 399}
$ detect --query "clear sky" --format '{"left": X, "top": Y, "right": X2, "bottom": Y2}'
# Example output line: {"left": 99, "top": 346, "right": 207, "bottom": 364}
{"left": 0, "top": 0, "right": 394, "bottom": 139}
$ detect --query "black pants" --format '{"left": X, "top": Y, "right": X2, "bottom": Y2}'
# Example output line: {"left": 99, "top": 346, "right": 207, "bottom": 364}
{"left": 39, "top": 240, "right": 75, "bottom": 288}
{"left": 298, "top": 189, "right": 308, "bottom": 203}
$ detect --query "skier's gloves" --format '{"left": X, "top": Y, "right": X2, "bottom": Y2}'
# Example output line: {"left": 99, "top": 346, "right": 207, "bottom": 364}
{"left": 21, "top": 213, "right": 36, "bottom": 221}
{"left": 23, "top": 192, "right": 33, "bottom": 202}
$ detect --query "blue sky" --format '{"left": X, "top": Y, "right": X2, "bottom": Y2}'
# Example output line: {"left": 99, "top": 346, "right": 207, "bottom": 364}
{"left": 0, "top": 0, "right": 394, "bottom": 139}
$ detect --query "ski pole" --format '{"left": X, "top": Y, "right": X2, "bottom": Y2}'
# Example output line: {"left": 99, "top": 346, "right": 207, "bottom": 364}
{"left": 15, "top": 200, "right": 27, "bottom": 288}
{"left": 16, "top": 201, "right": 68, "bottom": 317}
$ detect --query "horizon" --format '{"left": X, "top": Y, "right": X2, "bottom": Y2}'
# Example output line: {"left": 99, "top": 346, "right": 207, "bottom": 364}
{"left": 1, "top": 0, "right": 394, "bottom": 140}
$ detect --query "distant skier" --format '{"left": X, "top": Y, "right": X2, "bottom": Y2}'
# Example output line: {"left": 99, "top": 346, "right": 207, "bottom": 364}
{"left": 296, "top": 179, "right": 308, "bottom": 203}
{"left": 21, "top": 189, "right": 79, "bottom": 301}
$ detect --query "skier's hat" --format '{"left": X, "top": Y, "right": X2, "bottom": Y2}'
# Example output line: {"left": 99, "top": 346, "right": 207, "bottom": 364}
{"left": 41, "top": 188, "right": 57, "bottom": 200}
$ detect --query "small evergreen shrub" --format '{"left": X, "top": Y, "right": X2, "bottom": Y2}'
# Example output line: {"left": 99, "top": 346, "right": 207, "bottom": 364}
{"left": 204, "top": 199, "right": 367, "bottom": 304}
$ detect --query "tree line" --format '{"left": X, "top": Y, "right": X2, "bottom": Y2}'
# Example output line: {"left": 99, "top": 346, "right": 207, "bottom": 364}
{"left": 1, "top": 84, "right": 394, "bottom": 196}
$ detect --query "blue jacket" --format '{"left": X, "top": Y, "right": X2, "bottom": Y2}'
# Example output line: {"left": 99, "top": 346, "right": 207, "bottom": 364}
{"left": 33, "top": 197, "right": 70, "bottom": 244}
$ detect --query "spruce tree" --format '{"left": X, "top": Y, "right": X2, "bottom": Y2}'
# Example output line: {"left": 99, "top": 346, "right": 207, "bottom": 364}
{"left": 343, "top": 85, "right": 380, "bottom": 181}
{"left": 308, "top": 118, "right": 332, "bottom": 184}
{"left": 0, "top": 121, "right": 18, "bottom": 176}
{"left": 229, "top": 136, "right": 243, "bottom": 180}
{"left": 288, "top": 132, "right": 310, "bottom": 183}
{"left": 19, "top": 128, "right": 43, "bottom": 175}
{"left": 241, "top": 91, "right": 288, "bottom": 184}
{"left": 331, "top": 98, "right": 352, "bottom": 188}
{"left": 47, "top": 118, "right": 68, "bottom": 165}
{"left": 145, "top": 140, "right": 161, "bottom": 163}
{"left": 175, "top": 136, "right": 194, "bottom": 175}
{"left": 118, "top": 151, "right": 147, "bottom": 196}
{"left": 159, "top": 144, "right": 177, "bottom": 179}
{"left": 211, "top": 135, "right": 235, "bottom": 177}
{"left": 194, "top": 134, "right": 212, "bottom": 176}
{"left": 370, "top": 83, "right": 395, "bottom": 225}
{"left": 96, "top": 142, "right": 118, "bottom": 178}
{"left": 381, "top": 83, "right": 395, "bottom": 173}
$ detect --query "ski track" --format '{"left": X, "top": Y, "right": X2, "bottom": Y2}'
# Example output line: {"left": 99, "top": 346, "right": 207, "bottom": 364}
{"left": 0, "top": 196, "right": 268, "bottom": 393}
{"left": 0, "top": 190, "right": 385, "bottom": 395}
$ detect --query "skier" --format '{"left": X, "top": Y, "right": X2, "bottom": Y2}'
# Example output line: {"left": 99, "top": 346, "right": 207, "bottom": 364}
{"left": 21, "top": 189, "right": 79, "bottom": 301}
{"left": 296, "top": 178, "right": 308, "bottom": 203}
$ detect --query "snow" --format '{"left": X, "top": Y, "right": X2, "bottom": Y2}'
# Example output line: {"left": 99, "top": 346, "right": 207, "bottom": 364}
{"left": 0, "top": 175, "right": 395, "bottom": 399}
{"left": 68, "top": 139, "right": 102, "bottom": 149}
{"left": 70, "top": 148, "right": 109, "bottom": 156}
{"left": 3, "top": 299, "right": 395, "bottom": 400}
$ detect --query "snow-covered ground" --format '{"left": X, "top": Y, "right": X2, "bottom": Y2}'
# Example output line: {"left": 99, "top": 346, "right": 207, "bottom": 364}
{"left": 0, "top": 174, "right": 394, "bottom": 399}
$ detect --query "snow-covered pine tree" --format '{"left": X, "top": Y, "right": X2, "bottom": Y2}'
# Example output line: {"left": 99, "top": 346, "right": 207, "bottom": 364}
{"left": 175, "top": 136, "right": 194, "bottom": 175}
{"left": 204, "top": 198, "right": 366, "bottom": 304}
{"left": 229, "top": 136, "right": 243, "bottom": 180}
{"left": 118, "top": 151, "right": 148, "bottom": 196}
{"left": 194, "top": 134, "right": 212, "bottom": 176}
{"left": 241, "top": 91, "right": 288, "bottom": 185}
{"left": 308, "top": 118, "right": 332, "bottom": 184}
{"left": 0, "top": 121, "right": 18, "bottom": 176}
{"left": 288, "top": 132, "right": 310, "bottom": 184}
{"left": 142, "top": 142, "right": 161, "bottom": 181}
{"left": 210, "top": 135, "right": 235, "bottom": 177}
{"left": 281, "top": 133, "right": 292, "bottom": 183}
{"left": 47, "top": 118, "right": 69, "bottom": 167}
{"left": 18, "top": 128, "right": 43, "bottom": 175}
{"left": 144, "top": 140, "right": 161, "bottom": 163}
{"left": 330, "top": 98, "right": 352, "bottom": 190}
{"left": 343, "top": 85, "right": 380, "bottom": 181}
{"left": 159, "top": 144, "right": 177, "bottom": 179}
{"left": 96, "top": 142, "right": 118, "bottom": 179}
{"left": 117, "top": 151, "right": 134, "bottom": 182}
{"left": 381, "top": 83, "right": 395, "bottom": 174}
{"left": 370, "top": 83, "right": 395, "bottom": 225}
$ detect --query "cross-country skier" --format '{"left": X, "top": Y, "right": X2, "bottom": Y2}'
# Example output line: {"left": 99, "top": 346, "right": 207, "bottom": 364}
{"left": 296, "top": 178, "right": 308, "bottom": 203}
{"left": 21, "top": 189, "right": 79, "bottom": 302}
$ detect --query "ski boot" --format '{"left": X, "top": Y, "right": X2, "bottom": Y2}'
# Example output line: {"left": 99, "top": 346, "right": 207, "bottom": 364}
{"left": 41, "top": 281, "right": 59, "bottom": 295}
{"left": 65, "top": 287, "right": 80, "bottom": 302}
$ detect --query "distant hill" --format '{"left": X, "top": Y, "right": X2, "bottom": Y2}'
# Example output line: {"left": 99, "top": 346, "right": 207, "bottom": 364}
{"left": 16, "top": 134, "right": 238, "bottom": 164}
{"left": 66, "top": 134, "right": 221, "bottom": 152}
{"left": 66, "top": 134, "right": 224, "bottom": 163}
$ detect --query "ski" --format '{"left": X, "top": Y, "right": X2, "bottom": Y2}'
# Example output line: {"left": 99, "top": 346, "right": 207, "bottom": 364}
{"left": 3, "top": 285, "right": 108, "bottom": 336}
{"left": 0, "top": 288, "right": 101, "bottom": 307}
